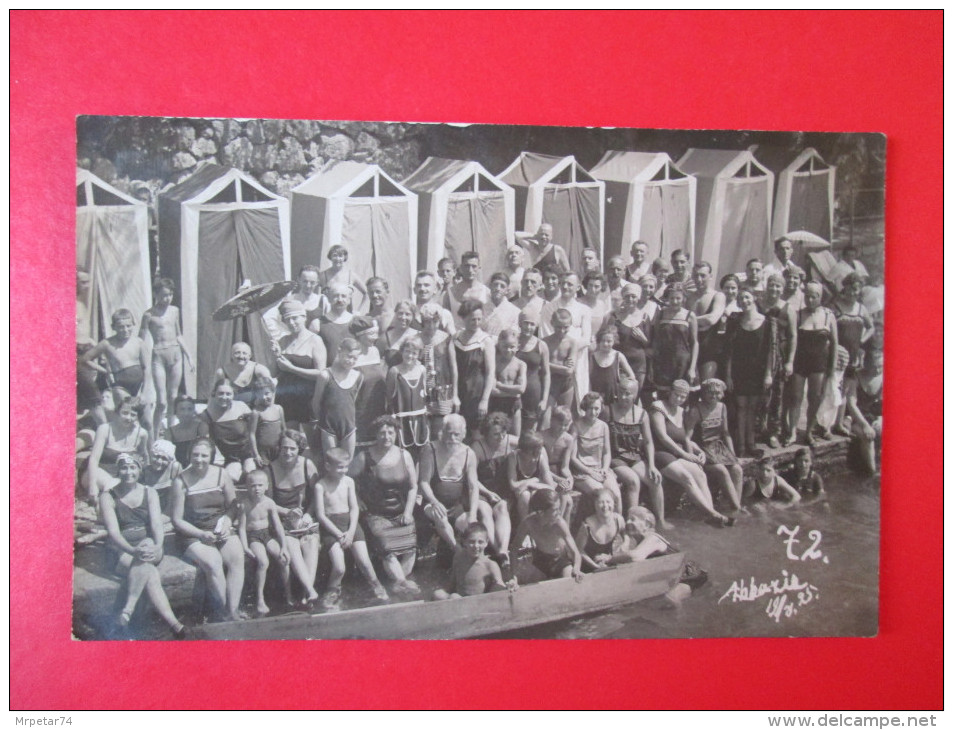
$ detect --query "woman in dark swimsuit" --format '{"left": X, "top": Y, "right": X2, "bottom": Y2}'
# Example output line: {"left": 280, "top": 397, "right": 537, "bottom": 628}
{"left": 758, "top": 273, "right": 797, "bottom": 447}
{"left": 470, "top": 413, "right": 517, "bottom": 556}
{"left": 171, "top": 439, "right": 245, "bottom": 622}
{"left": 652, "top": 284, "right": 698, "bottom": 392}
{"left": 202, "top": 378, "right": 258, "bottom": 483}
{"left": 609, "top": 283, "right": 653, "bottom": 394}
{"left": 604, "top": 378, "right": 663, "bottom": 519}
{"left": 351, "top": 416, "right": 421, "bottom": 596}
{"left": 83, "top": 395, "right": 150, "bottom": 507}
{"left": 350, "top": 316, "right": 388, "bottom": 449}
{"left": 787, "top": 282, "right": 838, "bottom": 446}
{"left": 516, "top": 310, "right": 550, "bottom": 432}
{"left": 725, "top": 289, "right": 776, "bottom": 456}
{"left": 99, "top": 453, "right": 187, "bottom": 637}
{"left": 453, "top": 300, "right": 496, "bottom": 431}
{"left": 267, "top": 430, "right": 321, "bottom": 602}
{"left": 684, "top": 378, "right": 744, "bottom": 513}
{"left": 272, "top": 299, "right": 326, "bottom": 428}
{"left": 574, "top": 488, "right": 627, "bottom": 572}
{"left": 831, "top": 272, "right": 874, "bottom": 435}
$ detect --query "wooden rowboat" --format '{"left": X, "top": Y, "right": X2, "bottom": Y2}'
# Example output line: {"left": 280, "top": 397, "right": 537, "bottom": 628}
{"left": 192, "top": 551, "right": 685, "bottom": 640}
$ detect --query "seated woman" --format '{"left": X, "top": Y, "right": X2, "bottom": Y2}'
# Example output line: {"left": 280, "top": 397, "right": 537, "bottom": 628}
{"left": 83, "top": 395, "right": 150, "bottom": 507}
{"left": 211, "top": 342, "right": 274, "bottom": 406}
{"left": 139, "top": 439, "right": 182, "bottom": 515}
{"left": 470, "top": 412, "right": 517, "bottom": 557}
{"left": 350, "top": 416, "right": 421, "bottom": 597}
{"left": 417, "top": 414, "right": 495, "bottom": 551}
{"left": 684, "top": 378, "right": 744, "bottom": 514}
{"left": 574, "top": 488, "right": 627, "bottom": 572}
{"left": 266, "top": 430, "right": 321, "bottom": 604}
{"left": 571, "top": 392, "right": 623, "bottom": 514}
{"left": 506, "top": 430, "right": 558, "bottom": 522}
{"left": 99, "top": 453, "right": 187, "bottom": 637}
{"left": 603, "top": 377, "right": 663, "bottom": 518}
{"left": 540, "top": 405, "right": 576, "bottom": 519}
{"left": 170, "top": 439, "right": 246, "bottom": 622}
{"left": 649, "top": 380, "right": 733, "bottom": 528}
{"left": 202, "top": 378, "right": 258, "bottom": 483}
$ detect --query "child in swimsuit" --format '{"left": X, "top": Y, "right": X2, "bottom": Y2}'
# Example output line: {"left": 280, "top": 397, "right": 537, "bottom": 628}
{"left": 489, "top": 328, "right": 527, "bottom": 436}
{"left": 433, "top": 522, "right": 514, "bottom": 599}
{"left": 540, "top": 406, "right": 575, "bottom": 519}
{"left": 312, "top": 338, "right": 364, "bottom": 459}
{"left": 511, "top": 489, "right": 583, "bottom": 582}
{"left": 785, "top": 447, "right": 826, "bottom": 500}
{"left": 252, "top": 378, "right": 285, "bottom": 466}
{"left": 744, "top": 457, "right": 801, "bottom": 508}
{"left": 141, "top": 278, "right": 193, "bottom": 432}
{"left": 543, "top": 308, "right": 578, "bottom": 411}
{"left": 239, "top": 470, "right": 295, "bottom": 615}
{"left": 314, "top": 448, "right": 389, "bottom": 611}
{"left": 575, "top": 488, "right": 626, "bottom": 572}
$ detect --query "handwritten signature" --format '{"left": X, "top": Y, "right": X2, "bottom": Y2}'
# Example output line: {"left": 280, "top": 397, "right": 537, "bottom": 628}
{"left": 717, "top": 525, "right": 825, "bottom": 622}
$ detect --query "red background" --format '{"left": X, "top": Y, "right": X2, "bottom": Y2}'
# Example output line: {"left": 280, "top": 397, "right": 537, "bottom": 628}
{"left": 10, "top": 11, "right": 942, "bottom": 709}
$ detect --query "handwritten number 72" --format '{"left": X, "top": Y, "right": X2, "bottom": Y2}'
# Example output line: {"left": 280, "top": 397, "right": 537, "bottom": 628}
{"left": 777, "top": 525, "right": 826, "bottom": 563}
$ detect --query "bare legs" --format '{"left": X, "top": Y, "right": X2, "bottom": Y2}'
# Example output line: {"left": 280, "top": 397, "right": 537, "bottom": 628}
{"left": 115, "top": 553, "right": 183, "bottom": 632}
{"left": 185, "top": 535, "right": 245, "bottom": 621}
{"left": 735, "top": 395, "right": 763, "bottom": 455}
{"left": 661, "top": 460, "right": 731, "bottom": 524}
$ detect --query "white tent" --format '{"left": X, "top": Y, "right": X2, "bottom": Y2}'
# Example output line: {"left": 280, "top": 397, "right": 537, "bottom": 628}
{"left": 768, "top": 147, "right": 835, "bottom": 242}
{"left": 290, "top": 161, "right": 417, "bottom": 302}
{"left": 677, "top": 149, "right": 774, "bottom": 279}
{"left": 402, "top": 157, "right": 515, "bottom": 274}
{"left": 499, "top": 152, "right": 604, "bottom": 272}
{"left": 590, "top": 151, "right": 696, "bottom": 264}
{"left": 158, "top": 164, "right": 291, "bottom": 398}
{"left": 76, "top": 169, "right": 151, "bottom": 341}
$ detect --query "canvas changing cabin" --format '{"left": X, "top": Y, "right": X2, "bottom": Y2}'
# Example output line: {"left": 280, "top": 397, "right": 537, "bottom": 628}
{"left": 157, "top": 164, "right": 290, "bottom": 399}
{"left": 290, "top": 161, "right": 417, "bottom": 302}
{"left": 499, "top": 152, "right": 604, "bottom": 272}
{"left": 76, "top": 169, "right": 152, "bottom": 342}
{"left": 590, "top": 151, "right": 696, "bottom": 264}
{"left": 676, "top": 149, "right": 774, "bottom": 278}
{"left": 402, "top": 157, "right": 515, "bottom": 274}
{"left": 752, "top": 146, "right": 835, "bottom": 243}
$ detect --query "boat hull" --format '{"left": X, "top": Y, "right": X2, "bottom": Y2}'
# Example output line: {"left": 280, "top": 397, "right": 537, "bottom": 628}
{"left": 193, "top": 552, "right": 685, "bottom": 640}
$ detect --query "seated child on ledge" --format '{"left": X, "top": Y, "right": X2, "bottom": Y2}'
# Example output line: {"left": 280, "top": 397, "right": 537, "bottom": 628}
{"left": 433, "top": 523, "right": 515, "bottom": 599}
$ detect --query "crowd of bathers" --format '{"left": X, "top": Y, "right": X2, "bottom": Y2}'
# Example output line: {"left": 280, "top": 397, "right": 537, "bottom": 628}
{"left": 75, "top": 223, "right": 883, "bottom": 635}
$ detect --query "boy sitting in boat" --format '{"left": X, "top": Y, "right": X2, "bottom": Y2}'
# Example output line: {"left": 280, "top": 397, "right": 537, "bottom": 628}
{"left": 511, "top": 489, "right": 583, "bottom": 582}
{"left": 433, "top": 523, "right": 515, "bottom": 599}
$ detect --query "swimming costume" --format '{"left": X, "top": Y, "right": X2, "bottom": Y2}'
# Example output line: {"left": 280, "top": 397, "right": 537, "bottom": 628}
{"left": 532, "top": 548, "right": 572, "bottom": 578}
{"left": 255, "top": 411, "right": 284, "bottom": 463}
{"left": 320, "top": 511, "right": 366, "bottom": 549}
{"left": 607, "top": 403, "right": 645, "bottom": 467}
{"left": 793, "top": 309, "right": 834, "bottom": 377}
{"left": 389, "top": 367, "right": 431, "bottom": 449}
{"left": 589, "top": 350, "right": 623, "bottom": 405}
{"left": 653, "top": 308, "right": 693, "bottom": 388}
{"left": 650, "top": 401, "right": 688, "bottom": 469}
{"left": 582, "top": 515, "right": 624, "bottom": 570}
{"left": 517, "top": 338, "right": 544, "bottom": 418}
{"left": 358, "top": 447, "right": 417, "bottom": 555}
{"left": 832, "top": 300, "right": 871, "bottom": 376}
{"left": 609, "top": 311, "right": 650, "bottom": 382}
{"left": 203, "top": 410, "right": 255, "bottom": 464}
{"left": 247, "top": 527, "right": 272, "bottom": 546}
{"left": 316, "top": 369, "right": 363, "bottom": 442}
{"left": 169, "top": 422, "right": 200, "bottom": 468}
{"left": 474, "top": 438, "right": 513, "bottom": 499}
{"left": 455, "top": 332, "right": 492, "bottom": 428}
{"left": 318, "top": 316, "right": 353, "bottom": 367}
{"left": 100, "top": 424, "right": 144, "bottom": 477}
{"left": 728, "top": 317, "right": 775, "bottom": 396}
{"left": 274, "top": 333, "right": 322, "bottom": 424}
{"left": 688, "top": 402, "right": 738, "bottom": 466}
{"left": 268, "top": 458, "right": 314, "bottom": 527}
{"left": 428, "top": 442, "right": 470, "bottom": 511}
{"left": 111, "top": 364, "right": 145, "bottom": 396}
{"left": 178, "top": 467, "right": 228, "bottom": 551}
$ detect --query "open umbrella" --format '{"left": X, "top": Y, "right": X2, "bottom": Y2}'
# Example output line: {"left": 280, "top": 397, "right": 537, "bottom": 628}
{"left": 212, "top": 280, "right": 296, "bottom": 321}
{"left": 783, "top": 230, "right": 831, "bottom": 252}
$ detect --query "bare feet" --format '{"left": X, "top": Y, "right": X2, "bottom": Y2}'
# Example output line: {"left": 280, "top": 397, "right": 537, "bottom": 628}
{"left": 119, "top": 610, "right": 132, "bottom": 627}
{"left": 256, "top": 602, "right": 270, "bottom": 617}
{"left": 659, "top": 519, "right": 675, "bottom": 530}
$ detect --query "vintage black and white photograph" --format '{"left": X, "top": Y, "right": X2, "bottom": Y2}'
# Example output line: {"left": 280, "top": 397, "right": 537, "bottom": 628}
{"left": 72, "top": 117, "right": 884, "bottom": 640}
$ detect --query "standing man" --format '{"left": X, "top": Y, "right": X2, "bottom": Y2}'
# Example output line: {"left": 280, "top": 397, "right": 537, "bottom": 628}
{"left": 605, "top": 255, "right": 633, "bottom": 312}
{"left": 688, "top": 262, "right": 727, "bottom": 381}
{"left": 512, "top": 267, "right": 546, "bottom": 323}
{"left": 412, "top": 270, "right": 455, "bottom": 334}
{"left": 762, "top": 236, "right": 799, "bottom": 282}
{"left": 625, "top": 240, "right": 651, "bottom": 283}
{"left": 443, "top": 251, "right": 491, "bottom": 329}
{"left": 503, "top": 243, "right": 526, "bottom": 299}
{"left": 666, "top": 249, "right": 696, "bottom": 295}
{"left": 518, "top": 223, "right": 571, "bottom": 273}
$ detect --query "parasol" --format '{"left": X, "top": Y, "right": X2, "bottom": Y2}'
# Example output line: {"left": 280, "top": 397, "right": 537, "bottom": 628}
{"left": 212, "top": 281, "right": 296, "bottom": 321}
{"left": 783, "top": 230, "right": 831, "bottom": 252}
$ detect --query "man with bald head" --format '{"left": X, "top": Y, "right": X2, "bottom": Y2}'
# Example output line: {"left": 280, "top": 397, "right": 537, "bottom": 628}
{"left": 518, "top": 223, "right": 571, "bottom": 273}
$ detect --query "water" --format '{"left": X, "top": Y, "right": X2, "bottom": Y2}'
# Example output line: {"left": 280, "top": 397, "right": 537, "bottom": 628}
{"left": 492, "top": 469, "right": 880, "bottom": 639}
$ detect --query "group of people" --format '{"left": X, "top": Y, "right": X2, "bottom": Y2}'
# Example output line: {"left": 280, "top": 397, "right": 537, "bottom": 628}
{"left": 75, "top": 222, "right": 883, "bottom": 634}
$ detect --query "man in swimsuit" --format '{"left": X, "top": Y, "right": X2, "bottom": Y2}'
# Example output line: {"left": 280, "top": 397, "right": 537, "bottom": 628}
{"left": 433, "top": 523, "right": 513, "bottom": 599}
{"left": 518, "top": 223, "right": 571, "bottom": 273}
{"left": 625, "top": 240, "right": 651, "bottom": 283}
{"left": 412, "top": 270, "right": 456, "bottom": 334}
{"left": 688, "top": 262, "right": 727, "bottom": 380}
{"left": 511, "top": 268, "right": 546, "bottom": 323}
{"left": 443, "top": 251, "right": 491, "bottom": 329}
